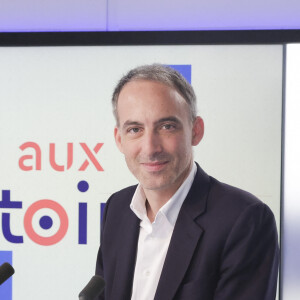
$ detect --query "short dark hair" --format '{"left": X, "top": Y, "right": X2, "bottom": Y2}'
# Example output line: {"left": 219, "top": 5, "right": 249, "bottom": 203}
{"left": 112, "top": 64, "right": 197, "bottom": 126}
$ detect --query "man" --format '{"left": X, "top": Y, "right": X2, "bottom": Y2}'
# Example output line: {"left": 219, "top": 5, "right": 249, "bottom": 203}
{"left": 96, "top": 64, "right": 279, "bottom": 300}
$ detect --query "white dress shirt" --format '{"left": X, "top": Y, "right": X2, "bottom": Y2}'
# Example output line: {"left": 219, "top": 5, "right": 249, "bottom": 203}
{"left": 130, "top": 163, "right": 197, "bottom": 300}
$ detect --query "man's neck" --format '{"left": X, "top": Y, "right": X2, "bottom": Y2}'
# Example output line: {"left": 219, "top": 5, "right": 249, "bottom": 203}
{"left": 144, "top": 189, "right": 171, "bottom": 223}
{"left": 143, "top": 162, "right": 194, "bottom": 223}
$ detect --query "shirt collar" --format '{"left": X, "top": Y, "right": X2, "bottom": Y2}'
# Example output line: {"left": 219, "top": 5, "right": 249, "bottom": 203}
{"left": 130, "top": 162, "right": 197, "bottom": 226}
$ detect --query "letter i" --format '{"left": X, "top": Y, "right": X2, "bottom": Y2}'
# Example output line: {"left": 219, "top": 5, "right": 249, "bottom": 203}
{"left": 77, "top": 181, "right": 89, "bottom": 244}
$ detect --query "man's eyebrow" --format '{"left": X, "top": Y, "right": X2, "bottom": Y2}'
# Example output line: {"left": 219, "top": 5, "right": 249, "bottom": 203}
{"left": 121, "top": 117, "right": 182, "bottom": 130}
{"left": 122, "top": 120, "right": 143, "bottom": 129}
{"left": 154, "top": 116, "right": 182, "bottom": 125}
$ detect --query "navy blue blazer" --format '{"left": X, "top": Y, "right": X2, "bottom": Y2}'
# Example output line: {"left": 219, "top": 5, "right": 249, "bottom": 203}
{"left": 96, "top": 164, "right": 279, "bottom": 300}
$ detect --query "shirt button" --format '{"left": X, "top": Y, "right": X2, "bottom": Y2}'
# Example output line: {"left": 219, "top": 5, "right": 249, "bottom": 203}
{"left": 144, "top": 270, "right": 150, "bottom": 277}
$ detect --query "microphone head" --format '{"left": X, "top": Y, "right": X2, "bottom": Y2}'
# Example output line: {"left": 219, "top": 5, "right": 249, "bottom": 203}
{"left": 0, "top": 263, "right": 15, "bottom": 285}
{"left": 78, "top": 275, "right": 105, "bottom": 300}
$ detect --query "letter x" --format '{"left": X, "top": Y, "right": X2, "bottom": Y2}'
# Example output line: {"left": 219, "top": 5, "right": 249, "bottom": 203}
{"left": 79, "top": 143, "right": 104, "bottom": 171}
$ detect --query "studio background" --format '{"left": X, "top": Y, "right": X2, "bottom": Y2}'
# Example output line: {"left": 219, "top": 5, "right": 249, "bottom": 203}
{"left": 0, "top": 44, "right": 282, "bottom": 299}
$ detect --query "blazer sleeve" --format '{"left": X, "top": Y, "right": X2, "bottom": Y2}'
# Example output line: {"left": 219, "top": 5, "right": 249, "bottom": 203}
{"left": 213, "top": 202, "right": 279, "bottom": 300}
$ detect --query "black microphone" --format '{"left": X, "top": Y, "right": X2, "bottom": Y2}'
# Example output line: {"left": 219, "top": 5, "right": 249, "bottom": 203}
{"left": 0, "top": 262, "right": 15, "bottom": 285}
{"left": 78, "top": 275, "right": 105, "bottom": 300}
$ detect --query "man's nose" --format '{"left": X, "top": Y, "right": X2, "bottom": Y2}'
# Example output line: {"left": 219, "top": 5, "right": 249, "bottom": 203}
{"left": 142, "top": 130, "right": 163, "bottom": 155}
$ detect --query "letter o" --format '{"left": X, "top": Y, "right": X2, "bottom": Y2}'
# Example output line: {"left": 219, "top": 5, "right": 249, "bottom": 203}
{"left": 24, "top": 199, "right": 68, "bottom": 246}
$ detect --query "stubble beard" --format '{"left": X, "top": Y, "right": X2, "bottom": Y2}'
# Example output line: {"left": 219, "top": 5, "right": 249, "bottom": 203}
{"left": 126, "top": 152, "right": 193, "bottom": 193}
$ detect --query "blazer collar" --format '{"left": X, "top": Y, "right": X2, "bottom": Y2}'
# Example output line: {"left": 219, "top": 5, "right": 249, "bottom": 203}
{"left": 180, "top": 162, "right": 211, "bottom": 221}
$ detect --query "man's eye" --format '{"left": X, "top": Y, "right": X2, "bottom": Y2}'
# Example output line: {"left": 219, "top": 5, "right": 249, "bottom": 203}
{"left": 162, "top": 124, "right": 175, "bottom": 130}
{"left": 128, "top": 127, "right": 140, "bottom": 134}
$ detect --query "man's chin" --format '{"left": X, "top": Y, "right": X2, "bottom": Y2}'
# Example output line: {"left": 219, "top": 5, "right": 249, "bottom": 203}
{"left": 139, "top": 178, "right": 173, "bottom": 192}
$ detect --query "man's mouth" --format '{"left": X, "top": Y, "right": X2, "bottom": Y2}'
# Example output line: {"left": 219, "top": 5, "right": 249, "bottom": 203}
{"left": 141, "top": 161, "right": 169, "bottom": 172}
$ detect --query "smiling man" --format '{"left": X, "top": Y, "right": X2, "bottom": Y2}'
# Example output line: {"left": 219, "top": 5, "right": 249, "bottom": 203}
{"left": 95, "top": 64, "right": 279, "bottom": 300}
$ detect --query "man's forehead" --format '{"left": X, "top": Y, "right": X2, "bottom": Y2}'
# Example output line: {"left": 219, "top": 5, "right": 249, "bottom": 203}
{"left": 119, "top": 79, "right": 176, "bottom": 95}
{"left": 118, "top": 105, "right": 190, "bottom": 131}
{"left": 115, "top": 79, "right": 191, "bottom": 127}
{"left": 118, "top": 80, "right": 186, "bottom": 107}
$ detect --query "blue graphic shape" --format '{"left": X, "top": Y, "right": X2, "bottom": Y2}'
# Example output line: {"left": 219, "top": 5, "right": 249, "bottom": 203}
{"left": 0, "top": 251, "right": 13, "bottom": 300}
{"left": 0, "top": 190, "right": 22, "bottom": 208}
{"left": 2, "top": 213, "right": 23, "bottom": 243}
{"left": 100, "top": 203, "right": 106, "bottom": 242}
{"left": 79, "top": 203, "right": 87, "bottom": 244}
{"left": 39, "top": 216, "right": 53, "bottom": 229}
{"left": 77, "top": 180, "right": 89, "bottom": 192}
{"left": 167, "top": 65, "right": 192, "bottom": 84}
{"left": 100, "top": 203, "right": 106, "bottom": 223}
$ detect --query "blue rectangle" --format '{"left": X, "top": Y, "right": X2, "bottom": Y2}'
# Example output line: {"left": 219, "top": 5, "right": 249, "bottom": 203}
{"left": 79, "top": 203, "right": 87, "bottom": 244}
{"left": 100, "top": 203, "right": 106, "bottom": 242}
{"left": 167, "top": 65, "right": 192, "bottom": 84}
{"left": 0, "top": 251, "right": 13, "bottom": 300}
{"left": 100, "top": 203, "right": 106, "bottom": 223}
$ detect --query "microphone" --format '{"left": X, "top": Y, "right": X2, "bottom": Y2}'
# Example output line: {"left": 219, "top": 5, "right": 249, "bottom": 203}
{"left": 78, "top": 275, "right": 105, "bottom": 300}
{"left": 0, "top": 262, "right": 15, "bottom": 285}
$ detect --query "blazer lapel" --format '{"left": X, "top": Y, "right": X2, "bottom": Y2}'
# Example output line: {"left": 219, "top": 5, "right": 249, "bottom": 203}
{"left": 154, "top": 164, "right": 211, "bottom": 300}
{"left": 111, "top": 207, "right": 140, "bottom": 300}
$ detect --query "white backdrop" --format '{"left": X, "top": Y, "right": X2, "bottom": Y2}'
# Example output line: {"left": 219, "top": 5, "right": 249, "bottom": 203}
{"left": 0, "top": 45, "right": 282, "bottom": 299}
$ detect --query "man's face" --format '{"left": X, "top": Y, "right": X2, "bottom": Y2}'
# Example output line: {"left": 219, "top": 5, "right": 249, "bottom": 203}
{"left": 114, "top": 80, "right": 204, "bottom": 196}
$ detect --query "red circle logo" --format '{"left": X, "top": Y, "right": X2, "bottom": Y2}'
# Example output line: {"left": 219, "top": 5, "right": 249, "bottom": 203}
{"left": 24, "top": 199, "right": 68, "bottom": 246}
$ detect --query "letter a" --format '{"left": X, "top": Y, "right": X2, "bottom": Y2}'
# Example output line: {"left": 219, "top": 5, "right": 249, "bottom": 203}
{"left": 19, "top": 142, "right": 41, "bottom": 171}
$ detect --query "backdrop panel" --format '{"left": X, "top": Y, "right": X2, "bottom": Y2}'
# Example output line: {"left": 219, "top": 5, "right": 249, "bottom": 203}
{"left": 0, "top": 44, "right": 282, "bottom": 299}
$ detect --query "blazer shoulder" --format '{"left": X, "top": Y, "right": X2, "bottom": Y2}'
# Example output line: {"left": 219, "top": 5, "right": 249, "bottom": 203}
{"left": 209, "top": 176, "right": 263, "bottom": 209}
{"left": 106, "top": 184, "right": 138, "bottom": 210}
{"left": 185, "top": 164, "right": 269, "bottom": 221}
{"left": 101, "top": 184, "right": 138, "bottom": 232}
{"left": 202, "top": 176, "right": 277, "bottom": 231}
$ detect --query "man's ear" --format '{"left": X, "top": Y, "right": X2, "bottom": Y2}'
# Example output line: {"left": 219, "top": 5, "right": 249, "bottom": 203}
{"left": 114, "top": 127, "right": 124, "bottom": 153}
{"left": 192, "top": 116, "right": 204, "bottom": 146}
